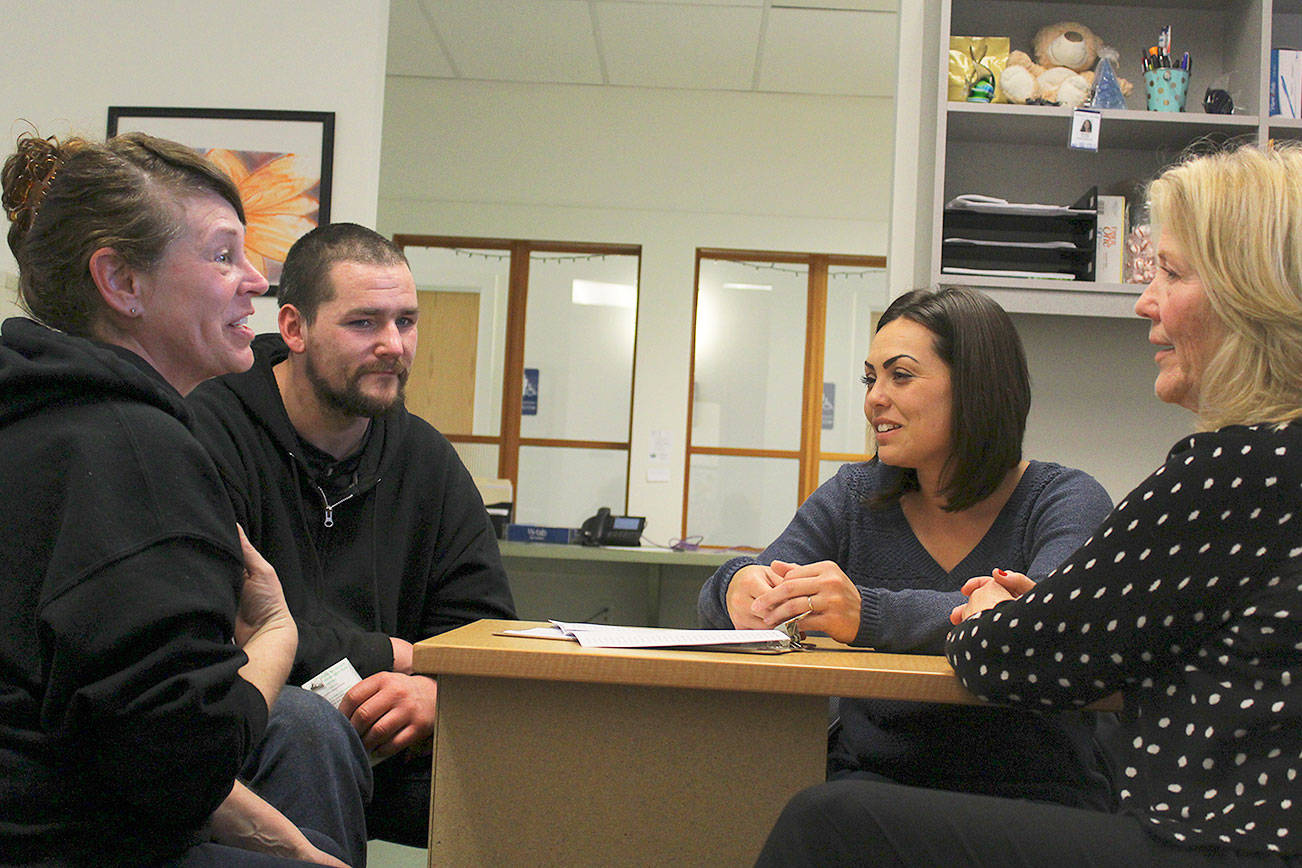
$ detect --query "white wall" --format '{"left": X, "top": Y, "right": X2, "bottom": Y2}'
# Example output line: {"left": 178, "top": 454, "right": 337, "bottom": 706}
{"left": 378, "top": 76, "right": 893, "bottom": 543}
{"left": 1018, "top": 312, "right": 1192, "bottom": 498}
{"left": 379, "top": 74, "right": 1189, "bottom": 542}
{"left": 0, "top": 0, "right": 390, "bottom": 333}
{"left": 0, "top": 4, "right": 1185, "bottom": 540}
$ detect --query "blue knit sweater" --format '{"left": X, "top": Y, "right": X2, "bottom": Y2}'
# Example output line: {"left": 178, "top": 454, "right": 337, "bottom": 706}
{"left": 698, "top": 459, "right": 1117, "bottom": 807}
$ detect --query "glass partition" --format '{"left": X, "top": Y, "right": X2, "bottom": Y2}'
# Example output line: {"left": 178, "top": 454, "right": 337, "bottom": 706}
{"left": 683, "top": 250, "right": 885, "bottom": 544}
{"left": 522, "top": 252, "right": 638, "bottom": 443}
{"left": 692, "top": 259, "right": 807, "bottom": 451}
{"left": 396, "top": 235, "right": 639, "bottom": 524}
{"left": 820, "top": 265, "right": 887, "bottom": 458}
{"left": 516, "top": 446, "right": 630, "bottom": 529}
{"left": 450, "top": 442, "right": 500, "bottom": 481}
{"left": 404, "top": 245, "right": 509, "bottom": 438}
{"left": 687, "top": 454, "right": 799, "bottom": 550}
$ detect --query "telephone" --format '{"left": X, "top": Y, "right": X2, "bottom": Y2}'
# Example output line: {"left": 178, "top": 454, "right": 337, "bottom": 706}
{"left": 579, "top": 507, "right": 646, "bottom": 547}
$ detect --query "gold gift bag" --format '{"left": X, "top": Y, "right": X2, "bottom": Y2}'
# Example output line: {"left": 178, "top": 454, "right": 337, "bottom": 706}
{"left": 949, "top": 36, "right": 1010, "bottom": 103}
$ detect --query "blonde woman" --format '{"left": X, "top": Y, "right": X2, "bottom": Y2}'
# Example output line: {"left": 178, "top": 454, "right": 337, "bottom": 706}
{"left": 758, "top": 144, "right": 1302, "bottom": 865}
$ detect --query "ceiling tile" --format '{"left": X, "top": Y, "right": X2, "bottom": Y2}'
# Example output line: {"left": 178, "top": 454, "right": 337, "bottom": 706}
{"left": 595, "top": 2, "right": 762, "bottom": 90}
{"left": 387, "top": 0, "right": 456, "bottom": 77}
{"left": 425, "top": 0, "right": 603, "bottom": 84}
{"left": 758, "top": 7, "right": 896, "bottom": 96}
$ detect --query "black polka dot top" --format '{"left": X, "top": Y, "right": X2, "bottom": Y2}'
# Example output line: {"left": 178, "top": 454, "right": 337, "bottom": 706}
{"left": 947, "top": 423, "right": 1301, "bottom": 856}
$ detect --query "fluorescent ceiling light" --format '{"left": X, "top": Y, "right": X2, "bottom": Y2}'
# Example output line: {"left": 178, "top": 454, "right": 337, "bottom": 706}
{"left": 572, "top": 279, "right": 635, "bottom": 308}
{"left": 722, "top": 282, "right": 773, "bottom": 291}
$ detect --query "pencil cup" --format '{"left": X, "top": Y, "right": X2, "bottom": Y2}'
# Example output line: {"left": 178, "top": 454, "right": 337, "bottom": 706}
{"left": 1145, "top": 69, "right": 1189, "bottom": 112}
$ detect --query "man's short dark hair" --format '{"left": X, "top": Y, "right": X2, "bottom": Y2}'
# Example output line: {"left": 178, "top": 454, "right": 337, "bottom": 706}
{"left": 870, "top": 286, "right": 1031, "bottom": 512}
{"left": 277, "top": 222, "right": 408, "bottom": 321}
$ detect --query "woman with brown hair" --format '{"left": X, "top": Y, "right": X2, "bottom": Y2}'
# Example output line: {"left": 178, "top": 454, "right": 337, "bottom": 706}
{"left": 699, "top": 286, "right": 1115, "bottom": 808}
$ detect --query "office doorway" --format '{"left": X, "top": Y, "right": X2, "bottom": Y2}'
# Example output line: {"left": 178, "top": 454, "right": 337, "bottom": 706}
{"left": 406, "top": 289, "right": 480, "bottom": 435}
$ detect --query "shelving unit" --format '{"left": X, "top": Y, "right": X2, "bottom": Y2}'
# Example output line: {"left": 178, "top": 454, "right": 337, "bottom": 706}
{"left": 892, "top": 0, "right": 1300, "bottom": 317}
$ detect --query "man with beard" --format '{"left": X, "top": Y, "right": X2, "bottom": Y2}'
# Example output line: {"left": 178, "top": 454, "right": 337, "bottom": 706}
{"left": 188, "top": 223, "right": 516, "bottom": 848}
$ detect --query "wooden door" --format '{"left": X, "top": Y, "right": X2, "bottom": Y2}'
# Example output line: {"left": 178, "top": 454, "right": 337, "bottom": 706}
{"left": 406, "top": 290, "right": 479, "bottom": 434}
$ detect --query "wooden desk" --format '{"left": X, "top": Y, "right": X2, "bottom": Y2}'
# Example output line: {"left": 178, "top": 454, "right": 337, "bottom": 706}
{"left": 414, "top": 619, "right": 1005, "bottom": 867}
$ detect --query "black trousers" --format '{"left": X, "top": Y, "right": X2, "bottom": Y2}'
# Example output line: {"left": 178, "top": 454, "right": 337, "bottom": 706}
{"left": 755, "top": 779, "right": 1298, "bottom": 868}
{"left": 365, "top": 750, "right": 433, "bottom": 848}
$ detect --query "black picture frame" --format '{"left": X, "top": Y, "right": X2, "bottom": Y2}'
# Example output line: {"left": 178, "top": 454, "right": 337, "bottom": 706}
{"left": 107, "top": 106, "right": 335, "bottom": 288}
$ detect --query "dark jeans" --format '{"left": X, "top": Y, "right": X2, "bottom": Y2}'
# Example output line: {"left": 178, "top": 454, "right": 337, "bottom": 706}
{"left": 756, "top": 779, "right": 1300, "bottom": 868}
{"left": 169, "top": 686, "right": 373, "bottom": 867}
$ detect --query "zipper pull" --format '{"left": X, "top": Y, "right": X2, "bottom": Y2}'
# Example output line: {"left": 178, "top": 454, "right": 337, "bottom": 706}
{"left": 315, "top": 483, "right": 336, "bottom": 528}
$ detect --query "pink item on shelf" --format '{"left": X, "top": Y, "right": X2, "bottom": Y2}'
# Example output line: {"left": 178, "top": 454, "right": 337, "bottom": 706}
{"left": 1125, "top": 223, "right": 1156, "bottom": 284}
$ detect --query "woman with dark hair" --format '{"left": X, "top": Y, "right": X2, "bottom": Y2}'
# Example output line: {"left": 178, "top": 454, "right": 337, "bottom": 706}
{"left": 698, "top": 286, "right": 1114, "bottom": 807}
{"left": 0, "top": 131, "right": 368, "bottom": 866}
{"left": 755, "top": 144, "right": 1302, "bottom": 866}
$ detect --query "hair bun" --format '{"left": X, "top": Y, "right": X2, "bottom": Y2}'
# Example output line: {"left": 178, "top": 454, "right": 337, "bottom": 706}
{"left": 2, "top": 133, "right": 64, "bottom": 236}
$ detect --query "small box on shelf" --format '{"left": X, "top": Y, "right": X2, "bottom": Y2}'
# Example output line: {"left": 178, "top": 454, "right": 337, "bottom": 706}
{"left": 1095, "top": 195, "right": 1126, "bottom": 284}
{"left": 1270, "top": 49, "right": 1302, "bottom": 118}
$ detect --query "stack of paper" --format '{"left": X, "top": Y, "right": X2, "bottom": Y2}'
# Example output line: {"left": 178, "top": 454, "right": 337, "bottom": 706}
{"left": 944, "top": 193, "right": 1093, "bottom": 216}
{"left": 501, "top": 620, "right": 807, "bottom": 653}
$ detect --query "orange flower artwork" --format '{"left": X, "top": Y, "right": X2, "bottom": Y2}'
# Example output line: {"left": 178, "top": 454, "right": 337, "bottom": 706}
{"left": 205, "top": 148, "right": 320, "bottom": 286}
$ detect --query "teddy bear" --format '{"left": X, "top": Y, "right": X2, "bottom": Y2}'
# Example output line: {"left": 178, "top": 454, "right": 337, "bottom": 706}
{"left": 1000, "top": 21, "right": 1133, "bottom": 109}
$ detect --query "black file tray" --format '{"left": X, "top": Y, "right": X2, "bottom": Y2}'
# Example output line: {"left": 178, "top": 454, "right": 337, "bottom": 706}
{"left": 941, "top": 188, "right": 1097, "bottom": 281}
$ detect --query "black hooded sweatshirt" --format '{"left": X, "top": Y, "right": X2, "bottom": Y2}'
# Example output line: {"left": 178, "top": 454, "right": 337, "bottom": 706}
{"left": 0, "top": 317, "right": 267, "bottom": 864}
{"left": 187, "top": 333, "right": 515, "bottom": 683}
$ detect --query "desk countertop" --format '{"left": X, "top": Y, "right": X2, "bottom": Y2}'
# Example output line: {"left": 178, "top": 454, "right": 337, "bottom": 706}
{"left": 415, "top": 619, "right": 990, "bottom": 706}
{"left": 415, "top": 619, "right": 1122, "bottom": 711}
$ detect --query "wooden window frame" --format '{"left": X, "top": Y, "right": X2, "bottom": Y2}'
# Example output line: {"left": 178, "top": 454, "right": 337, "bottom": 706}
{"left": 682, "top": 248, "right": 887, "bottom": 543}
{"left": 394, "top": 235, "right": 642, "bottom": 509}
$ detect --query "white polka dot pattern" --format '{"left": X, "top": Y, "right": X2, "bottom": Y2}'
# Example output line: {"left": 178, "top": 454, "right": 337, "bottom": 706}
{"left": 947, "top": 424, "right": 1302, "bottom": 856}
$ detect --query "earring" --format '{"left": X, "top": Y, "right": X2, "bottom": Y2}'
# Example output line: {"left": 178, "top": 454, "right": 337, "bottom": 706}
{"left": 129, "top": 307, "right": 137, "bottom": 316}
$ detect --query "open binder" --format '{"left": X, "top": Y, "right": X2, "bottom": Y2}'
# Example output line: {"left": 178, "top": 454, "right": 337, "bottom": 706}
{"left": 501, "top": 618, "right": 811, "bottom": 653}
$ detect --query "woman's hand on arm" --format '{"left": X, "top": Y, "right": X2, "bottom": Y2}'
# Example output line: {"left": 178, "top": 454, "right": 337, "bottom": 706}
{"left": 209, "top": 780, "right": 349, "bottom": 867}
{"left": 234, "top": 526, "right": 298, "bottom": 710}
{"left": 725, "top": 563, "right": 788, "bottom": 629}
{"left": 989, "top": 568, "right": 1035, "bottom": 597}
{"left": 751, "top": 561, "right": 862, "bottom": 643}
{"left": 949, "top": 568, "right": 1030, "bottom": 624}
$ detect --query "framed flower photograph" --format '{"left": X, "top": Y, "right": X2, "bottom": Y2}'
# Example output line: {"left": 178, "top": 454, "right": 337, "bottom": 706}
{"left": 107, "top": 106, "right": 335, "bottom": 288}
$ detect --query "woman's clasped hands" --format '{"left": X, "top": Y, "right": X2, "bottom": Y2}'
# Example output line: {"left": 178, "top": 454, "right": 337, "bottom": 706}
{"left": 727, "top": 560, "right": 863, "bottom": 643}
{"left": 949, "top": 568, "right": 1036, "bottom": 625}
